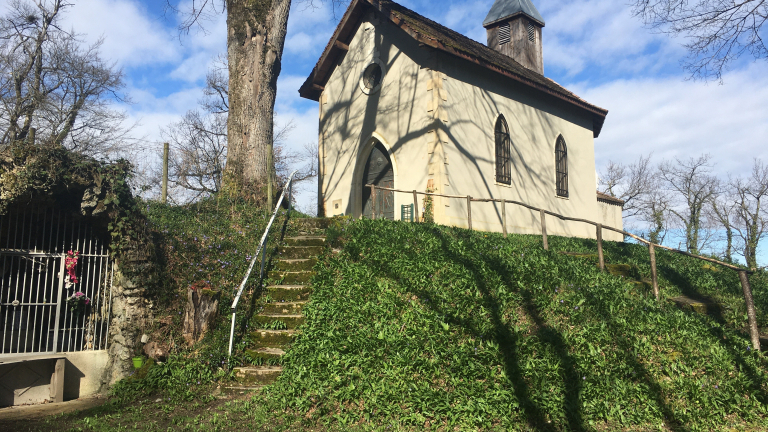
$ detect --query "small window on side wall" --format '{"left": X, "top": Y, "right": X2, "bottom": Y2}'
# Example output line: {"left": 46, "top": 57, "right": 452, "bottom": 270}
{"left": 495, "top": 116, "right": 511, "bottom": 185}
{"left": 555, "top": 135, "right": 568, "bottom": 197}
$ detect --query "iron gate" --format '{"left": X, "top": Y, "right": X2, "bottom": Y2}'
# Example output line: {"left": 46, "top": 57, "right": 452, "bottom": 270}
{"left": 0, "top": 209, "right": 112, "bottom": 356}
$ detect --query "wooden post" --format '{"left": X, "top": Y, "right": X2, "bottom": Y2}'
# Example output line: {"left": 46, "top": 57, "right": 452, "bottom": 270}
{"left": 370, "top": 185, "right": 377, "bottom": 220}
{"left": 540, "top": 210, "right": 548, "bottom": 250}
{"left": 28, "top": 127, "right": 36, "bottom": 145}
{"left": 162, "top": 142, "right": 169, "bottom": 204}
{"left": 50, "top": 358, "right": 65, "bottom": 403}
{"left": 501, "top": 199, "right": 507, "bottom": 238}
{"left": 596, "top": 224, "right": 605, "bottom": 271}
{"left": 467, "top": 196, "right": 472, "bottom": 230}
{"left": 413, "top": 190, "right": 419, "bottom": 222}
{"left": 649, "top": 243, "right": 659, "bottom": 300}
{"left": 267, "top": 145, "right": 274, "bottom": 210}
{"left": 739, "top": 271, "right": 761, "bottom": 351}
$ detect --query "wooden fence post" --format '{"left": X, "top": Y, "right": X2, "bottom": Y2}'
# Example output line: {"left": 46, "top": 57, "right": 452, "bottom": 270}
{"left": 501, "top": 199, "right": 507, "bottom": 238}
{"left": 540, "top": 210, "right": 548, "bottom": 250}
{"left": 467, "top": 196, "right": 472, "bottom": 230}
{"left": 649, "top": 243, "right": 659, "bottom": 300}
{"left": 162, "top": 142, "right": 169, "bottom": 204}
{"left": 413, "top": 190, "right": 419, "bottom": 222}
{"left": 739, "top": 271, "right": 761, "bottom": 351}
{"left": 596, "top": 224, "right": 605, "bottom": 271}
{"left": 370, "top": 185, "right": 376, "bottom": 220}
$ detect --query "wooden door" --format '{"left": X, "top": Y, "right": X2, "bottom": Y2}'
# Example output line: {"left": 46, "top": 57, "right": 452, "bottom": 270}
{"left": 361, "top": 143, "right": 394, "bottom": 220}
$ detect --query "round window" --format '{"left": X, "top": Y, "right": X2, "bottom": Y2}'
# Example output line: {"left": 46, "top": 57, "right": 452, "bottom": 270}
{"left": 362, "top": 63, "right": 383, "bottom": 90}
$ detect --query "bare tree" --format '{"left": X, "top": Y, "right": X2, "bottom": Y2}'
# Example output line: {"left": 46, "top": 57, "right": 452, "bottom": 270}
{"left": 599, "top": 154, "right": 655, "bottom": 219}
{"left": 163, "top": 0, "right": 345, "bottom": 197}
{"left": 731, "top": 159, "right": 768, "bottom": 269}
{"left": 659, "top": 154, "right": 719, "bottom": 254}
{"left": 641, "top": 188, "right": 673, "bottom": 245}
{"left": 631, "top": 0, "right": 768, "bottom": 81}
{"left": 0, "top": 0, "right": 131, "bottom": 157}
{"left": 160, "top": 59, "right": 316, "bottom": 204}
{"left": 708, "top": 190, "right": 738, "bottom": 262}
{"left": 162, "top": 110, "right": 227, "bottom": 201}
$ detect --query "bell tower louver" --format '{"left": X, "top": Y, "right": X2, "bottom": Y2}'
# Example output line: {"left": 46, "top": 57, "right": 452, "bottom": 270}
{"left": 483, "top": 0, "right": 545, "bottom": 74}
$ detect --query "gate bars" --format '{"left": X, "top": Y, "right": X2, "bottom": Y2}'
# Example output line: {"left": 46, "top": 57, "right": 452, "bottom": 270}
{"left": 0, "top": 208, "right": 113, "bottom": 356}
{"left": 366, "top": 184, "right": 762, "bottom": 351}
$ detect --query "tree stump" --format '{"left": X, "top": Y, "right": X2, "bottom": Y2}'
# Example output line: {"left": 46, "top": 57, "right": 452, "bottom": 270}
{"left": 143, "top": 341, "right": 170, "bottom": 362}
{"left": 182, "top": 284, "right": 221, "bottom": 346}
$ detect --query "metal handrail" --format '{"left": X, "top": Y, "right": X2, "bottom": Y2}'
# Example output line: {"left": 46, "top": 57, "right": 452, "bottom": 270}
{"left": 228, "top": 170, "right": 297, "bottom": 356}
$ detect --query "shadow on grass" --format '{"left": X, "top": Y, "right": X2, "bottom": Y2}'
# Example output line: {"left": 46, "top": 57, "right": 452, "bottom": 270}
{"left": 370, "top": 224, "right": 583, "bottom": 431}
{"left": 364, "top": 221, "right": 710, "bottom": 431}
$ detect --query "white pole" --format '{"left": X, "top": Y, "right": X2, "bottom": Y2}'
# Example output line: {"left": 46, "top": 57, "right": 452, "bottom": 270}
{"left": 228, "top": 312, "right": 236, "bottom": 356}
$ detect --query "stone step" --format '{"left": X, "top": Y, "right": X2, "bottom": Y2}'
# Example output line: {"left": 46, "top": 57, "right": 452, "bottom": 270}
{"left": 266, "top": 285, "right": 312, "bottom": 302}
{"left": 274, "top": 258, "right": 317, "bottom": 272}
{"left": 245, "top": 347, "right": 285, "bottom": 362}
{"left": 668, "top": 295, "right": 722, "bottom": 316}
{"left": 278, "top": 245, "right": 325, "bottom": 259}
{"left": 221, "top": 385, "right": 263, "bottom": 396}
{"left": 250, "top": 329, "right": 298, "bottom": 349}
{"left": 234, "top": 366, "right": 283, "bottom": 385}
{"left": 268, "top": 270, "right": 314, "bottom": 285}
{"left": 259, "top": 301, "right": 306, "bottom": 315}
{"left": 285, "top": 236, "right": 326, "bottom": 247}
{"left": 606, "top": 263, "right": 634, "bottom": 278}
{"left": 293, "top": 218, "right": 331, "bottom": 230}
{"left": 254, "top": 313, "right": 304, "bottom": 329}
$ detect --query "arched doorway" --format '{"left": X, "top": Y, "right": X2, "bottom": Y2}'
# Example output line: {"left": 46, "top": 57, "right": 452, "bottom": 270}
{"left": 361, "top": 142, "right": 394, "bottom": 220}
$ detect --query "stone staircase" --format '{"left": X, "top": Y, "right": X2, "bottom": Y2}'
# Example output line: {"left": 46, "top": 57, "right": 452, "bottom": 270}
{"left": 226, "top": 218, "right": 329, "bottom": 394}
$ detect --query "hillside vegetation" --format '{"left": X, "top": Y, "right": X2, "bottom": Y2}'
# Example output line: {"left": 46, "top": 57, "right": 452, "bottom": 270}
{"left": 15, "top": 214, "right": 768, "bottom": 432}
{"left": 266, "top": 218, "right": 768, "bottom": 431}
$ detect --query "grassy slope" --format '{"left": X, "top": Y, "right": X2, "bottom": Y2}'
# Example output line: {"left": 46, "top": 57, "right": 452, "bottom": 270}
{"left": 16, "top": 214, "right": 768, "bottom": 432}
{"left": 267, "top": 219, "right": 768, "bottom": 431}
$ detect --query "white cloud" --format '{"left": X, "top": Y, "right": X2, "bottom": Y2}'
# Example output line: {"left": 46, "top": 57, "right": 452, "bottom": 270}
{"left": 576, "top": 62, "right": 768, "bottom": 177}
{"left": 539, "top": 0, "right": 684, "bottom": 77}
{"left": 285, "top": 32, "right": 323, "bottom": 57}
{"left": 64, "top": 0, "right": 179, "bottom": 67}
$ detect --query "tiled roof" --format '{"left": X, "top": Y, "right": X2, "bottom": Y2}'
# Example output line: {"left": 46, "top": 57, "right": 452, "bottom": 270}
{"left": 596, "top": 191, "right": 625, "bottom": 206}
{"left": 299, "top": 0, "right": 608, "bottom": 137}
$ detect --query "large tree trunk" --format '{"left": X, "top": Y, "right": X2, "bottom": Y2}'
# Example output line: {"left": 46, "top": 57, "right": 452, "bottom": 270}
{"left": 225, "top": 0, "right": 291, "bottom": 189}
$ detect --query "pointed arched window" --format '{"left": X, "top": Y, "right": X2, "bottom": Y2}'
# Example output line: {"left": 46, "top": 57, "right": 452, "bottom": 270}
{"left": 555, "top": 135, "right": 568, "bottom": 197}
{"left": 495, "top": 116, "right": 511, "bottom": 184}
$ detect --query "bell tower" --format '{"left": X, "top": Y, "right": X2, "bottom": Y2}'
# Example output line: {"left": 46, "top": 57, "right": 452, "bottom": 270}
{"left": 483, "top": 0, "right": 545, "bottom": 74}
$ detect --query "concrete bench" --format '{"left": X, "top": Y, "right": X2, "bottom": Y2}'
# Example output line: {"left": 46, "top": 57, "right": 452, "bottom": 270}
{"left": 0, "top": 354, "right": 66, "bottom": 404}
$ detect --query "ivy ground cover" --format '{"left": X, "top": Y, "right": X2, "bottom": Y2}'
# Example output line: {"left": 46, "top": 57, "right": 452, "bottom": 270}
{"left": 266, "top": 219, "right": 768, "bottom": 431}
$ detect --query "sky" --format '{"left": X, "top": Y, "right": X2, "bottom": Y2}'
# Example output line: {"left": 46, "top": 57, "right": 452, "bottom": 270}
{"left": 9, "top": 0, "right": 768, "bottom": 258}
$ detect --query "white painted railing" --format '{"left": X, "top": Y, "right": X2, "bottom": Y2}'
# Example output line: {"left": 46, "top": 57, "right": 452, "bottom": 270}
{"left": 228, "top": 170, "right": 297, "bottom": 356}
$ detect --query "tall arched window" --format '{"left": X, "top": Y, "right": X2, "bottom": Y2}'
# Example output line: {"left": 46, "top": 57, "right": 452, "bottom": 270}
{"left": 495, "top": 116, "right": 511, "bottom": 184}
{"left": 555, "top": 135, "right": 568, "bottom": 197}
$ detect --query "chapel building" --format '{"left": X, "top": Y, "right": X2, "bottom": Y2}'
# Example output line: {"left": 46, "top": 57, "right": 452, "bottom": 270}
{"left": 299, "top": 0, "right": 624, "bottom": 240}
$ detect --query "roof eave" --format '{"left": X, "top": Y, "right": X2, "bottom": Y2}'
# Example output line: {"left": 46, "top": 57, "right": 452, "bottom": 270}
{"left": 483, "top": 12, "right": 545, "bottom": 28}
{"left": 298, "top": 0, "right": 608, "bottom": 138}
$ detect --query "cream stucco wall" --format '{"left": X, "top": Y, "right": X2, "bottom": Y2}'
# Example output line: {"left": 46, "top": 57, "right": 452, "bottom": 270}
{"left": 318, "top": 13, "right": 624, "bottom": 239}
{"left": 319, "top": 12, "right": 436, "bottom": 219}
{"left": 597, "top": 202, "right": 624, "bottom": 242}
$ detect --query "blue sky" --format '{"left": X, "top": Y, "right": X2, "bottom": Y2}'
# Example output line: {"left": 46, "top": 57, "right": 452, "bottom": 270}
{"left": 13, "top": 0, "right": 768, "bottom": 260}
